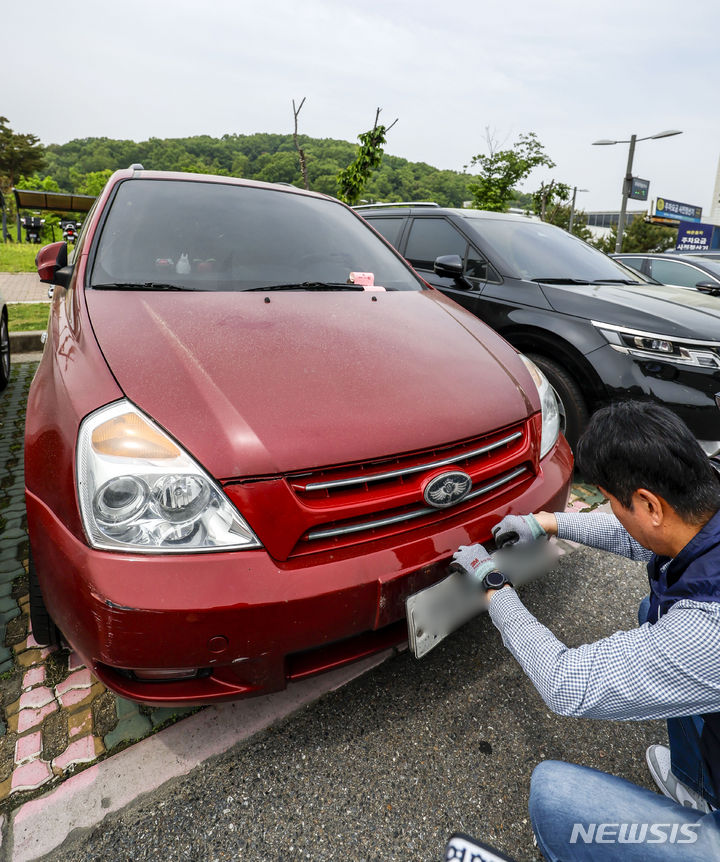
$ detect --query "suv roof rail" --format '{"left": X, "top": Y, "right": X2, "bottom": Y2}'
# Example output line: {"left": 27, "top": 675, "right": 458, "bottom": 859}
{"left": 353, "top": 201, "right": 440, "bottom": 210}
{"left": 129, "top": 163, "right": 145, "bottom": 171}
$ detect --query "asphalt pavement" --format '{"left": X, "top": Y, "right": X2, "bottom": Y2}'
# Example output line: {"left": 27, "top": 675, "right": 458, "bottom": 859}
{"left": 44, "top": 546, "right": 663, "bottom": 862}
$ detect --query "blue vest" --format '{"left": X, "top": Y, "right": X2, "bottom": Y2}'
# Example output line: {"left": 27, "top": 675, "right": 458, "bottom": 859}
{"left": 647, "top": 508, "right": 720, "bottom": 621}
{"left": 646, "top": 507, "right": 720, "bottom": 801}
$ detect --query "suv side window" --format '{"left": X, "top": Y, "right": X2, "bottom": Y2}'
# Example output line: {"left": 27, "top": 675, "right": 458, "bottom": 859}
{"left": 404, "top": 217, "right": 498, "bottom": 285}
{"left": 405, "top": 218, "right": 467, "bottom": 268}
{"left": 648, "top": 259, "right": 709, "bottom": 288}
{"left": 465, "top": 249, "right": 491, "bottom": 282}
{"left": 365, "top": 217, "right": 405, "bottom": 248}
{"left": 618, "top": 256, "right": 645, "bottom": 273}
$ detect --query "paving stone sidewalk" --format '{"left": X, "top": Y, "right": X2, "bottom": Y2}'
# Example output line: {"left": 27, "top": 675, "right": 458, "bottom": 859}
{"left": 0, "top": 274, "right": 48, "bottom": 304}
{"left": 0, "top": 359, "right": 606, "bottom": 817}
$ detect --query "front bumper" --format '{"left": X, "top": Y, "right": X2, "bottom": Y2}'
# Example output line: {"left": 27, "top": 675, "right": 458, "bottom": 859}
{"left": 588, "top": 343, "right": 720, "bottom": 452}
{"left": 27, "top": 437, "right": 572, "bottom": 706}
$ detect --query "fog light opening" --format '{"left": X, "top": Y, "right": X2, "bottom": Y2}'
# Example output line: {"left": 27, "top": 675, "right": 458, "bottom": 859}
{"left": 131, "top": 668, "right": 200, "bottom": 681}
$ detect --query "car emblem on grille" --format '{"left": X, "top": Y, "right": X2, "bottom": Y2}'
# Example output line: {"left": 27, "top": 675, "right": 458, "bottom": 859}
{"left": 423, "top": 471, "right": 473, "bottom": 509}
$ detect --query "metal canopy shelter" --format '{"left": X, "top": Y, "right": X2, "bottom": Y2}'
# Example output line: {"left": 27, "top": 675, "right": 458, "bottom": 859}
{"left": 12, "top": 188, "right": 96, "bottom": 213}
{"left": 9, "top": 189, "right": 97, "bottom": 243}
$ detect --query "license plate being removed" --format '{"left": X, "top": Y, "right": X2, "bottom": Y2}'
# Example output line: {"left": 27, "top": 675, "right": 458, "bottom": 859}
{"left": 406, "top": 539, "right": 558, "bottom": 658}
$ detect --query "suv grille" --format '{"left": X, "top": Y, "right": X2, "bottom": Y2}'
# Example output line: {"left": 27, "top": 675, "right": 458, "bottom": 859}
{"left": 224, "top": 420, "right": 538, "bottom": 561}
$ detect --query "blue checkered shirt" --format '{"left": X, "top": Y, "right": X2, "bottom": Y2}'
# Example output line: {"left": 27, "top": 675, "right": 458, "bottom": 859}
{"left": 488, "top": 512, "right": 720, "bottom": 720}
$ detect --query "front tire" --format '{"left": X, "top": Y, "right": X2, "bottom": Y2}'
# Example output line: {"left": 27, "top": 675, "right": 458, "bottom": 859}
{"left": 0, "top": 311, "right": 10, "bottom": 392}
{"left": 527, "top": 353, "right": 588, "bottom": 453}
{"left": 29, "top": 551, "right": 60, "bottom": 647}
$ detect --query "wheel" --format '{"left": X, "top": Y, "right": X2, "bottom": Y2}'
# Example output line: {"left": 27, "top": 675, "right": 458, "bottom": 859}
{"left": 28, "top": 551, "right": 60, "bottom": 647}
{"left": 0, "top": 311, "right": 10, "bottom": 392}
{"left": 527, "top": 353, "right": 589, "bottom": 452}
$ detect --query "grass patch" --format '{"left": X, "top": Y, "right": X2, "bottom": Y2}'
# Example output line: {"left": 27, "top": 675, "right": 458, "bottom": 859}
{"left": 7, "top": 303, "right": 50, "bottom": 332}
{"left": 0, "top": 243, "right": 40, "bottom": 273}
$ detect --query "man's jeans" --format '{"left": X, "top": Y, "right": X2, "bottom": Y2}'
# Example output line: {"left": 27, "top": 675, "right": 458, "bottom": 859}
{"left": 529, "top": 760, "right": 720, "bottom": 861}
{"left": 638, "top": 595, "right": 720, "bottom": 808}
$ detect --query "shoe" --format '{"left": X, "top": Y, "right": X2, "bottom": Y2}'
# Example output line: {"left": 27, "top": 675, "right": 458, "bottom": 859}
{"left": 646, "top": 745, "right": 711, "bottom": 813}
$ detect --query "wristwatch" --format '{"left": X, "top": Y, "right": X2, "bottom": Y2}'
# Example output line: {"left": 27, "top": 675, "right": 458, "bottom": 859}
{"left": 481, "top": 569, "right": 513, "bottom": 592}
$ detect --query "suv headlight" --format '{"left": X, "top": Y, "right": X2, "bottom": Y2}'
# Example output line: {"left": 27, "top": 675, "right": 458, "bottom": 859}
{"left": 519, "top": 356, "right": 561, "bottom": 459}
{"left": 593, "top": 321, "right": 720, "bottom": 368}
{"left": 77, "top": 400, "right": 262, "bottom": 552}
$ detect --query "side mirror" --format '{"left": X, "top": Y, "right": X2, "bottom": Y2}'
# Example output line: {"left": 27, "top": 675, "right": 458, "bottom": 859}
{"left": 694, "top": 281, "right": 720, "bottom": 296}
{"left": 35, "top": 241, "right": 73, "bottom": 288}
{"left": 434, "top": 254, "right": 464, "bottom": 279}
{"left": 434, "top": 254, "right": 473, "bottom": 290}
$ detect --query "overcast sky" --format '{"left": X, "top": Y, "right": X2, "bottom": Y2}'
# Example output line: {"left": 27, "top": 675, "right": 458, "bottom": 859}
{"left": 5, "top": 0, "right": 719, "bottom": 216}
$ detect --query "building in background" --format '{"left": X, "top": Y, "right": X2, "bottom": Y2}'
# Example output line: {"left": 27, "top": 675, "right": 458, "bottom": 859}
{"left": 585, "top": 209, "right": 646, "bottom": 242}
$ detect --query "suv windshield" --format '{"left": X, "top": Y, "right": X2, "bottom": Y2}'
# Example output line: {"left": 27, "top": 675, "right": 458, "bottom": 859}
{"left": 90, "top": 179, "right": 420, "bottom": 291}
{"left": 466, "top": 217, "right": 645, "bottom": 284}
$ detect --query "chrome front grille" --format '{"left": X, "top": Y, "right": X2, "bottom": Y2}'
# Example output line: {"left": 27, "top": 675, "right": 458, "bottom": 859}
{"left": 282, "top": 421, "right": 536, "bottom": 555}
{"left": 304, "top": 465, "right": 528, "bottom": 540}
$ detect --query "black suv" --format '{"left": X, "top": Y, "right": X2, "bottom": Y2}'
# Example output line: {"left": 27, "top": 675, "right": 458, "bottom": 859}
{"left": 358, "top": 204, "right": 720, "bottom": 453}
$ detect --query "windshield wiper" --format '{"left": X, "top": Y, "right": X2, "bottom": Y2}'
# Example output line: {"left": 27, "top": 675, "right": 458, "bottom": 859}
{"left": 91, "top": 282, "right": 200, "bottom": 291}
{"left": 246, "top": 282, "right": 365, "bottom": 292}
{"left": 529, "top": 277, "right": 592, "bottom": 285}
{"left": 589, "top": 278, "right": 643, "bottom": 285}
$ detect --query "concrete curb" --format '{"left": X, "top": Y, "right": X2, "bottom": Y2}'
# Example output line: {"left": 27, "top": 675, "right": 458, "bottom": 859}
{"left": 8, "top": 333, "right": 44, "bottom": 354}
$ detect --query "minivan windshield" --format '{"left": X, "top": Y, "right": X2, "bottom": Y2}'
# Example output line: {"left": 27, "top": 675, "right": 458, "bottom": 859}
{"left": 466, "top": 217, "right": 646, "bottom": 284}
{"left": 90, "top": 179, "right": 421, "bottom": 291}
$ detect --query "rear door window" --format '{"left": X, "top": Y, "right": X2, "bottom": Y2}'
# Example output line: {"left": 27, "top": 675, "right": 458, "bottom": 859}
{"left": 365, "top": 217, "right": 405, "bottom": 249}
{"left": 617, "top": 256, "right": 645, "bottom": 274}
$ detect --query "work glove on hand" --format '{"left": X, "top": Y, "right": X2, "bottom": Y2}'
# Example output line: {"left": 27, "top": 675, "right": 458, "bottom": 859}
{"left": 491, "top": 513, "right": 546, "bottom": 548}
{"left": 451, "top": 543, "right": 496, "bottom": 584}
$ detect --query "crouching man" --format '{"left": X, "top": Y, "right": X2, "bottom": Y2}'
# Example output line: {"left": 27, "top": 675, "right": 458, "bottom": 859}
{"left": 453, "top": 401, "right": 720, "bottom": 860}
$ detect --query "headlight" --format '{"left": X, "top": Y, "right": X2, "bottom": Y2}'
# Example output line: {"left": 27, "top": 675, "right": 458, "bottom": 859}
{"left": 77, "top": 400, "right": 262, "bottom": 553}
{"left": 593, "top": 321, "right": 720, "bottom": 368}
{"left": 519, "top": 356, "right": 561, "bottom": 459}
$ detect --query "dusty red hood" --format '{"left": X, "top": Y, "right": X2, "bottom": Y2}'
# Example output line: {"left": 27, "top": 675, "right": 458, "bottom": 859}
{"left": 85, "top": 289, "right": 537, "bottom": 478}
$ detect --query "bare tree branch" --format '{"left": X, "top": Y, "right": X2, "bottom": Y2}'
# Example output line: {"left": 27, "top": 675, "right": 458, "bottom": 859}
{"left": 292, "top": 97, "right": 309, "bottom": 190}
{"left": 372, "top": 107, "right": 398, "bottom": 134}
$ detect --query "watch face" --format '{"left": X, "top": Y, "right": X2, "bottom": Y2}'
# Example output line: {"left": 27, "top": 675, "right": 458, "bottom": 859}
{"left": 484, "top": 570, "right": 506, "bottom": 590}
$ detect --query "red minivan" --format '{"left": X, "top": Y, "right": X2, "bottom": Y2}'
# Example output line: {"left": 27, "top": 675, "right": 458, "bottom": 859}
{"left": 27, "top": 168, "right": 572, "bottom": 706}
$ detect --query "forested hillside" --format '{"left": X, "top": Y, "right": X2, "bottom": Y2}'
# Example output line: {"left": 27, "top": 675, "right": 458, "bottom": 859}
{"left": 41, "top": 133, "right": 473, "bottom": 205}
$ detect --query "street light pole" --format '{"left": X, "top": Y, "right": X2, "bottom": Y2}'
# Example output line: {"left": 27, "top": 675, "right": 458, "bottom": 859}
{"left": 615, "top": 134, "right": 637, "bottom": 254}
{"left": 568, "top": 187, "right": 589, "bottom": 234}
{"left": 592, "top": 129, "right": 682, "bottom": 254}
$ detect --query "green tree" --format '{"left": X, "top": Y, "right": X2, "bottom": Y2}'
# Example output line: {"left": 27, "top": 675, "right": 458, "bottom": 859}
{"left": 75, "top": 169, "right": 113, "bottom": 196}
{"left": 337, "top": 109, "right": 398, "bottom": 205}
{"left": 533, "top": 180, "right": 569, "bottom": 222}
{"left": 544, "top": 204, "right": 594, "bottom": 242}
{"left": 39, "top": 131, "right": 473, "bottom": 203}
{"left": 0, "top": 117, "right": 45, "bottom": 191}
{"left": 467, "top": 131, "right": 554, "bottom": 212}
{"left": 591, "top": 217, "right": 677, "bottom": 254}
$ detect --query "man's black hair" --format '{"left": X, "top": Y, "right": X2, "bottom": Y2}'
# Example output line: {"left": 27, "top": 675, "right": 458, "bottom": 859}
{"left": 576, "top": 400, "right": 720, "bottom": 523}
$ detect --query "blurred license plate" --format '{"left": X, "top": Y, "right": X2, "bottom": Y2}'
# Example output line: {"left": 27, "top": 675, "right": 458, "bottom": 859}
{"left": 406, "top": 570, "right": 487, "bottom": 658}
{"left": 406, "top": 540, "right": 557, "bottom": 659}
